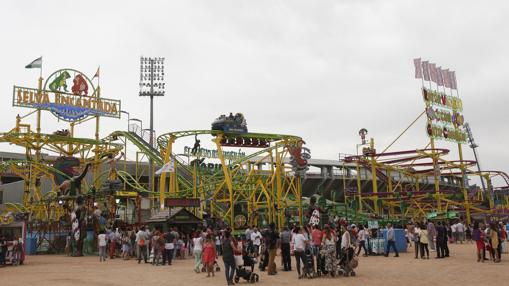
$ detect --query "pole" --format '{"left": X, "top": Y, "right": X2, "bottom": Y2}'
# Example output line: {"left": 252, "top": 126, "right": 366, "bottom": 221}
{"left": 149, "top": 59, "right": 154, "bottom": 204}
{"left": 370, "top": 138, "right": 379, "bottom": 215}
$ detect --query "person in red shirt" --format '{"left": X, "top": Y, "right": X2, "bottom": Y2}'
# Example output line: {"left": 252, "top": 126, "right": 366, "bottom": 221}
{"left": 311, "top": 225, "right": 323, "bottom": 272}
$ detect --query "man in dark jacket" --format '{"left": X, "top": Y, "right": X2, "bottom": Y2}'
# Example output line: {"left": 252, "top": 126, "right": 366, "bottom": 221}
{"left": 435, "top": 221, "right": 446, "bottom": 258}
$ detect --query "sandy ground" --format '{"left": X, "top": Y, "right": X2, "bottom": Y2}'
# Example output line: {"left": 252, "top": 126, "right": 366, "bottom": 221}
{"left": 1, "top": 243, "right": 507, "bottom": 286}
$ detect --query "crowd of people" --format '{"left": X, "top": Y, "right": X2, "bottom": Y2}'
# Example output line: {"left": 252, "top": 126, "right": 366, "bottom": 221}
{"left": 406, "top": 220, "right": 507, "bottom": 262}
{"left": 88, "top": 218, "right": 507, "bottom": 285}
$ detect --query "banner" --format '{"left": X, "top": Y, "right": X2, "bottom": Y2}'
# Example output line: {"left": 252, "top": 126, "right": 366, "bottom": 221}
{"left": 436, "top": 67, "right": 444, "bottom": 86}
{"left": 422, "top": 61, "right": 430, "bottom": 81}
{"left": 414, "top": 58, "right": 422, "bottom": 79}
{"left": 450, "top": 70, "right": 457, "bottom": 89}
{"left": 155, "top": 159, "right": 175, "bottom": 174}
{"left": 429, "top": 63, "right": 437, "bottom": 83}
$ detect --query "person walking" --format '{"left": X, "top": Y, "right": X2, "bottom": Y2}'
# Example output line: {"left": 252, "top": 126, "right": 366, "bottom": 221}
{"left": 311, "top": 225, "right": 323, "bottom": 268}
{"left": 356, "top": 225, "right": 368, "bottom": 257}
{"left": 412, "top": 224, "right": 421, "bottom": 259}
{"left": 451, "top": 222, "right": 458, "bottom": 244}
{"left": 193, "top": 232, "right": 204, "bottom": 273}
{"left": 202, "top": 234, "right": 217, "bottom": 277}
{"left": 488, "top": 223, "right": 500, "bottom": 263}
{"left": 151, "top": 230, "right": 163, "bottom": 266}
{"left": 420, "top": 224, "right": 430, "bottom": 259}
{"left": 65, "top": 232, "right": 72, "bottom": 257}
{"left": 472, "top": 221, "right": 485, "bottom": 262}
{"left": 280, "top": 226, "right": 292, "bottom": 271}
{"left": 98, "top": 230, "right": 107, "bottom": 262}
{"left": 163, "top": 230, "right": 175, "bottom": 265}
{"left": 292, "top": 226, "right": 309, "bottom": 279}
{"left": 457, "top": 221, "right": 465, "bottom": 244}
{"left": 136, "top": 226, "right": 148, "bottom": 263}
{"left": 321, "top": 227, "right": 337, "bottom": 275}
{"left": 251, "top": 227, "right": 262, "bottom": 257}
{"left": 222, "top": 230, "right": 238, "bottom": 286}
{"left": 427, "top": 221, "right": 436, "bottom": 251}
{"left": 266, "top": 223, "right": 280, "bottom": 275}
{"left": 121, "top": 233, "right": 131, "bottom": 260}
{"left": 107, "top": 228, "right": 116, "bottom": 259}
{"left": 435, "top": 221, "right": 446, "bottom": 259}
{"left": 215, "top": 232, "right": 222, "bottom": 257}
{"left": 384, "top": 223, "right": 399, "bottom": 257}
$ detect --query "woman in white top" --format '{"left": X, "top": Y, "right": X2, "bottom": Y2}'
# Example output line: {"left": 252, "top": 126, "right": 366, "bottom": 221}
{"left": 192, "top": 232, "right": 203, "bottom": 273}
{"left": 292, "top": 226, "right": 309, "bottom": 279}
{"left": 98, "top": 230, "right": 107, "bottom": 262}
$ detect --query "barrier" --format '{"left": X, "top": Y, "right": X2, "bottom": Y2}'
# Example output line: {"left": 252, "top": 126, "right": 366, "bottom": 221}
{"left": 381, "top": 229, "right": 407, "bottom": 253}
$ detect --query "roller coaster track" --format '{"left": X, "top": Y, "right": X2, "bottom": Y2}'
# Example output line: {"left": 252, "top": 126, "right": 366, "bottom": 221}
{"left": 0, "top": 131, "right": 123, "bottom": 157}
{"left": 106, "top": 131, "right": 193, "bottom": 190}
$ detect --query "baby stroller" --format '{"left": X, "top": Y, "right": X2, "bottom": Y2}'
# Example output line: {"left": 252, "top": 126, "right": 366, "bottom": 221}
{"left": 234, "top": 254, "right": 260, "bottom": 283}
{"left": 338, "top": 247, "right": 358, "bottom": 277}
{"left": 301, "top": 247, "right": 316, "bottom": 278}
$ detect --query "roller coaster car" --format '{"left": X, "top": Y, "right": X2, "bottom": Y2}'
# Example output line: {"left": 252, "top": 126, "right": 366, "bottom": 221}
{"left": 53, "top": 129, "right": 70, "bottom": 137}
{"left": 211, "top": 113, "right": 248, "bottom": 134}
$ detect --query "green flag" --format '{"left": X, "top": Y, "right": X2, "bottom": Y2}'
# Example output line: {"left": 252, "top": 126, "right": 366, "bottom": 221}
{"left": 25, "top": 57, "right": 42, "bottom": 69}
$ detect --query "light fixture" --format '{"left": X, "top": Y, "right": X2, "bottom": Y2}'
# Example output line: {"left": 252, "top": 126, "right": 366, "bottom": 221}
{"left": 115, "top": 198, "right": 120, "bottom": 204}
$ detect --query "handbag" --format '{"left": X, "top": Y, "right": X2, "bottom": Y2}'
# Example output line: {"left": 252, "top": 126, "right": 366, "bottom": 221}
{"left": 234, "top": 254, "right": 244, "bottom": 267}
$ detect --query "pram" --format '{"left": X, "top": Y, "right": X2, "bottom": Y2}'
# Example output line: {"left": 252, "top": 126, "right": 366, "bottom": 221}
{"left": 234, "top": 254, "right": 260, "bottom": 283}
{"left": 4, "top": 241, "right": 24, "bottom": 266}
{"left": 301, "top": 247, "right": 316, "bottom": 278}
{"left": 338, "top": 247, "right": 358, "bottom": 277}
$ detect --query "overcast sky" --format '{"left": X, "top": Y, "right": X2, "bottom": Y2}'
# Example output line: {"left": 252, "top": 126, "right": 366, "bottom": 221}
{"left": 0, "top": 0, "right": 507, "bottom": 184}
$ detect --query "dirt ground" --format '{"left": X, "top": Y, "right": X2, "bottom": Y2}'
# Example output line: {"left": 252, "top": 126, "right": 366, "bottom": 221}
{"left": 1, "top": 243, "right": 507, "bottom": 286}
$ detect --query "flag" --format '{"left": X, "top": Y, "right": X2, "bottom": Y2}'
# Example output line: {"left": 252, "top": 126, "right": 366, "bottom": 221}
{"left": 429, "top": 63, "right": 437, "bottom": 83}
{"left": 92, "top": 66, "right": 100, "bottom": 79}
{"left": 25, "top": 57, "right": 42, "bottom": 69}
{"left": 422, "top": 61, "right": 430, "bottom": 81}
{"left": 442, "top": 69, "right": 450, "bottom": 88}
{"left": 155, "top": 159, "right": 174, "bottom": 175}
{"left": 414, "top": 58, "right": 422, "bottom": 79}
{"left": 436, "top": 67, "right": 444, "bottom": 86}
{"left": 449, "top": 70, "right": 457, "bottom": 89}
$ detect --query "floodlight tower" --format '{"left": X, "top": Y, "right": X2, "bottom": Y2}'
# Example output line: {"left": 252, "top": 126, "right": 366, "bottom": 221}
{"left": 464, "top": 122, "right": 486, "bottom": 192}
{"left": 139, "top": 56, "right": 165, "bottom": 197}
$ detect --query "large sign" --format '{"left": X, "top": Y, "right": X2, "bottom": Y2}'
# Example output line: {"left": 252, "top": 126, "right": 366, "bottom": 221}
{"left": 165, "top": 198, "right": 201, "bottom": 207}
{"left": 13, "top": 69, "right": 121, "bottom": 122}
{"left": 422, "top": 88, "right": 467, "bottom": 143}
{"left": 184, "top": 146, "right": 246, "bottom": 160}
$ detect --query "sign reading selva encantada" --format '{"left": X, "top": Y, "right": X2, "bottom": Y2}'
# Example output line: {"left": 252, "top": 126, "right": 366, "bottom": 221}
{"left": 12, "top": 69, "right": 121, "bottom": 122}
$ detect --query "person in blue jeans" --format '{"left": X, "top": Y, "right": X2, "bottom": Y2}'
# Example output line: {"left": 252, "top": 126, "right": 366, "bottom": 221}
{"left": 384, "top": 224, "right": 399, "bottom": 257}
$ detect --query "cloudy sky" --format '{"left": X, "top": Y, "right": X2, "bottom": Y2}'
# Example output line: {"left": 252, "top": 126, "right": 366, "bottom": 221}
{"left": 0, "top": 1, "right": 507, "bottom": 184}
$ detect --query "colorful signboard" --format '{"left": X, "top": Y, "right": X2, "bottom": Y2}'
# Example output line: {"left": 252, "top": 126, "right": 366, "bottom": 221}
{"left": 12, "top": 69, "right": 121, "bottom": 122}
{"left": 422, "top": 88, "right": 467, "bottom": 144}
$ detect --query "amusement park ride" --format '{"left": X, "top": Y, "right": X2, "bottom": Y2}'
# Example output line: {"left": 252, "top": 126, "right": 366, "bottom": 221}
{"left": 340, "top": 60, "right": 509, "bottom": 225}
{"left": 0, "top": 60, "right": 508, "bottom": 255}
